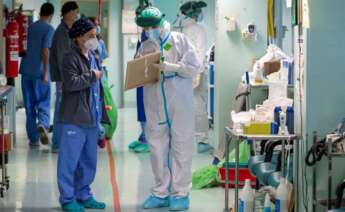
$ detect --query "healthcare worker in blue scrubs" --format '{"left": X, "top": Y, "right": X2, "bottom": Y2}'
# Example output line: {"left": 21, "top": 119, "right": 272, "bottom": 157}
{"left": 50, "top": 1, "right": 79, "bottom": 152}
{"left": 57, "top": 19, "right": 106, "bottom": 212}
{"left": 136, "top": 7, "right": 201, "bottom": 211}
{"left": 128, "top": 30, "right": 150, "bottom": 153}
{"left": 127, "top": 5, "right": 150, "bottom": 153}
{"left": 89, "top": 17, "right": 112, "bottom": 148}
{"left": 20, "top": 2, "right": 55, "bottom": 147}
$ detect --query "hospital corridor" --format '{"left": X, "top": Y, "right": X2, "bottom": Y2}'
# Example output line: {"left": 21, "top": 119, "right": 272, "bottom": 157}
{"left": 0, "top": 108, "right": 225, "bottom": 211}
{"left": 0, "top": 0, "right": 345, "bottom": 212}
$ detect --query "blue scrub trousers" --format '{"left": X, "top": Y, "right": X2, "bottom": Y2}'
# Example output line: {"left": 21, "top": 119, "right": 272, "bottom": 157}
{"left": 52, "top": 82, "right": 62, "bottom": 149}
{"left": 57, "top": 124, "right": 98, "bottom": 205}
{"left": 136, "top": 87, "right": 146, "bottom": 122}
{"left": 136, "top": 87, "right": 147, "bottom": 143}
{"left": 21, "top": 76, "right": 51, "bottom": 144}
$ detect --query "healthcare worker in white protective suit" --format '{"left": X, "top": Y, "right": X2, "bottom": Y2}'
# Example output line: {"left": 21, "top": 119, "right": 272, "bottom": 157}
{"left": 135, "top": 6, "right": 201, "bottom": 211}
{"left": 180, "top": 1, "right": 212, "bottom": 154}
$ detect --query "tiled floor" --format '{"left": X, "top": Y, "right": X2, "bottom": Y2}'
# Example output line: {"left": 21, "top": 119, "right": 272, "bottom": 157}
{"left": 0, "top": 108, "right": 231, "bottom": 212}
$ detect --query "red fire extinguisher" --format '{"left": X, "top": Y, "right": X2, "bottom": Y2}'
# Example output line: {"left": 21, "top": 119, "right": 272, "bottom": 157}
{"left": 16, "top": 12, "right": 29, "bottom": 57}
{"left": 4, "top": 17, "right": 20, "bottom": 78}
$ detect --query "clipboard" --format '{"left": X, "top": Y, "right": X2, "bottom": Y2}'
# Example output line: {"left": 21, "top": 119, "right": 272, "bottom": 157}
{"left": 125, "top": 52, "right": 161, "bottom": 91}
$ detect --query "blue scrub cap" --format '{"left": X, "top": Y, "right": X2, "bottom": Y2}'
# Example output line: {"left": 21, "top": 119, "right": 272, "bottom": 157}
{"left": 69, "top": 18, "right": 96, "bottom": 39}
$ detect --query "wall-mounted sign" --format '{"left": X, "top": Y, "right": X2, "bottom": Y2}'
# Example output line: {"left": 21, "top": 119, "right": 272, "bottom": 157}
{"left": 122, "top": 9, "right": 138, "bottom": 34}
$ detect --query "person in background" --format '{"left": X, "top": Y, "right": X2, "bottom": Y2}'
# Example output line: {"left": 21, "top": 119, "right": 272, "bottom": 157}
{"left": 88, "top": 17, "right": 108, "bottom": 62}
{"left": 50, "top": 1, "right": 79, "bottom": 153}
{"left": 180, "top": 1, "right": 212, "bottom": 154}
{"left": 88, "top": 16, "right": 108, "bottom": 148}
{"left": 127, "top": 5, "right": 151, "bottom": 154}
{"left": 19, "top": 2, "right": 55, "bottom": 147}
{"left": 136, "top": 7, "right": 201, "bottom": 211}
{"left": 57, "top": 19, "right": 106, "bottom": 212}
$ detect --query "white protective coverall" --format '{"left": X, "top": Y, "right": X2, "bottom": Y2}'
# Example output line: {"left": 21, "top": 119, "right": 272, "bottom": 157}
{"left": 182, "top": 18, "right": 209, "bottom": 143}
{"left": 139, "top": 30, "right": 201, "bottom": 197}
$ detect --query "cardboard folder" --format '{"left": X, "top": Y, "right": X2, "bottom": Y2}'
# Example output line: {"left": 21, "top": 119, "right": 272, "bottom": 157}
{"left": 125, "top": 52, "right": 161, "bottom": 91}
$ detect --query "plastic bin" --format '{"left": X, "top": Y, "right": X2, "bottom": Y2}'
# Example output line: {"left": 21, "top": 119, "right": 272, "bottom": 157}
{"left": 219, "top": 163, "right": 256, "bottom": 188}
{"left": 243, "top": 122, "right": 271, "bottom": 135}
{"left": 0, "top": 133, "right": 12, "bottom": 152}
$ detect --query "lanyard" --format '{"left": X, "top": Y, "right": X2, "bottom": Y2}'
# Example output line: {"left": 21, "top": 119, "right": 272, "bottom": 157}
{"left": 159, "top": 33, "right": 171, "bottom": 60}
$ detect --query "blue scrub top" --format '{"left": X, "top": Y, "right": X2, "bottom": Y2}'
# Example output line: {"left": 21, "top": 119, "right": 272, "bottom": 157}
{"left": 98, "top": 39, "right": 108, "bottom": 62}
{"left": 88, "top": 51, "right": 102, "bottom": 127}
{"left": 136, "top": 31, "right": 148, "bottom": 122}
{"left": 20, "top": 20, "right": 55, "bottom": 79}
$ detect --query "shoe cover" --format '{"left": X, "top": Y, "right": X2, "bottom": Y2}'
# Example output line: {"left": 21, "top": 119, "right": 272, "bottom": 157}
{"left": 62, "top": 201, "right": 84, "bottom": 212}
{"left": 134, "top": 143, "right": 150, "bottom": 153}
{"left": 169, "top": 196, "right": 189, "bottom": 211}
{"left": 197, "top": 142, "right": 213, "bottom": 154}
{"left": 128, "top": 140, "right": 141, "bottom": 150}
{"left": 142, "top": 195, "right": 169, "bottom": 209}
{"left": 78, "top": 197, "right": 106, "bottom": 209}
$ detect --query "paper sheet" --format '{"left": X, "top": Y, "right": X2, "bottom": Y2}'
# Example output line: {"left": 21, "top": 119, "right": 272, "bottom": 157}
{"left": 302, "top": 0, "right": 310, "bottom": 29}
{"left": 125, "top": 52, "right": 161, "bottom": 90}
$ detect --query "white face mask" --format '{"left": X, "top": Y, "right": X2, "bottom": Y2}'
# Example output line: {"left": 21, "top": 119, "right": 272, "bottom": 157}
{"left": 76, "top": 13, "right": 81, "bottom": 21}
{"left": 145, "top": 28, "right": 162, "bottom": 42}
{"left": 84, "top": 37, "right": 99, "bottom": 51}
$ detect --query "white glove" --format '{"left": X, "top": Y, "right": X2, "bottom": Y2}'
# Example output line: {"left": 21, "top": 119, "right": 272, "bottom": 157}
{"left": 193, "top": 74, "right": 201, "bottom": 89}
{"left": 153, "top": 61, "right": 181, "bottom": 72}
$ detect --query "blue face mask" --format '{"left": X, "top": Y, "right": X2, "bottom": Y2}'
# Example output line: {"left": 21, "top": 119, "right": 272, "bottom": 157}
{"left": 145, "top": 28, "right": 161, "bottom": 42}
{"left": 96, "top": 26, "right": 101, "bottom": 35}
{"left": 197, "top": 12, "right": 204, "bottom": 23}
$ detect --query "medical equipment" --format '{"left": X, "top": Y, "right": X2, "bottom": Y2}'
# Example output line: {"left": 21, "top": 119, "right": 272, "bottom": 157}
{"left": 279, "top": 59, "right": 294, "bottom": 85}
{"left": 239, "top": 179, "right": 255, "bottom": 212}
{"left": 286, "top": 106, "right": 294, "bottom": 134}
{"left": 0, "top": 92, "right": 12, "bottom": 198}
{"left": 335, "top": 180, "right": 345, "bottom": 209}
{"left": 274, "top": 106, "right": 282, "bottom": 125}
{"left": 310, "top": 123, "right": 345, "bottom": 210}
{"left": 264, "top": 193, "right": 272, "bottom": 212}
{"left": 305, "top": 118, "right": 345, "bottom": 166}
{"left": 242, "top": 23, "right": 257, "bottom": 41}
{"left": 225, "top": 16, "right": 236, "bottom": 32}
{"left": 275, "top": 178, "right": 289, "bottom": 212}
{"left": 278, "top": 111, "right": 289, "bottom": 135}
{"left": 253, "top": 62, "right": 264, "bottom": 84}
{"left": 224, "top": 128, "right": 298, "bottom": 212}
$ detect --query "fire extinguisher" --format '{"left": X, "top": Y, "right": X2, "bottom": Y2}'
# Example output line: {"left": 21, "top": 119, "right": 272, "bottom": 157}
{"left": 16, "top": 12, "right": 29, "bottom": 57}
{"left": 4, "top": 17, "right": 20, "bottom": 79}
{"left": 98, "top": 0, "right": 102, "bottom": 23}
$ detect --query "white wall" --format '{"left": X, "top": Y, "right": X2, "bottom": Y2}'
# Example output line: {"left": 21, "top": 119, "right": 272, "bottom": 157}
{"left": 107, "top": 0, "right": 123, "bottom": 107}
{"left": 214, "top": 0, "right": 268, "bottom": 152}
{"left": 296, "top": 1, "right": 345, "bottom": 210}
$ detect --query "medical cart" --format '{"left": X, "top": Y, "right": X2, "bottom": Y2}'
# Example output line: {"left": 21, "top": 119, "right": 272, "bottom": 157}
{"left": 223, "top": 127, "right": 299, "bottom": 212}
{"left": 0, "top": 86, "right": 15, "bottom": 197}
{"left": 313, "top": 132, "right": 345, "bottom": 210}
